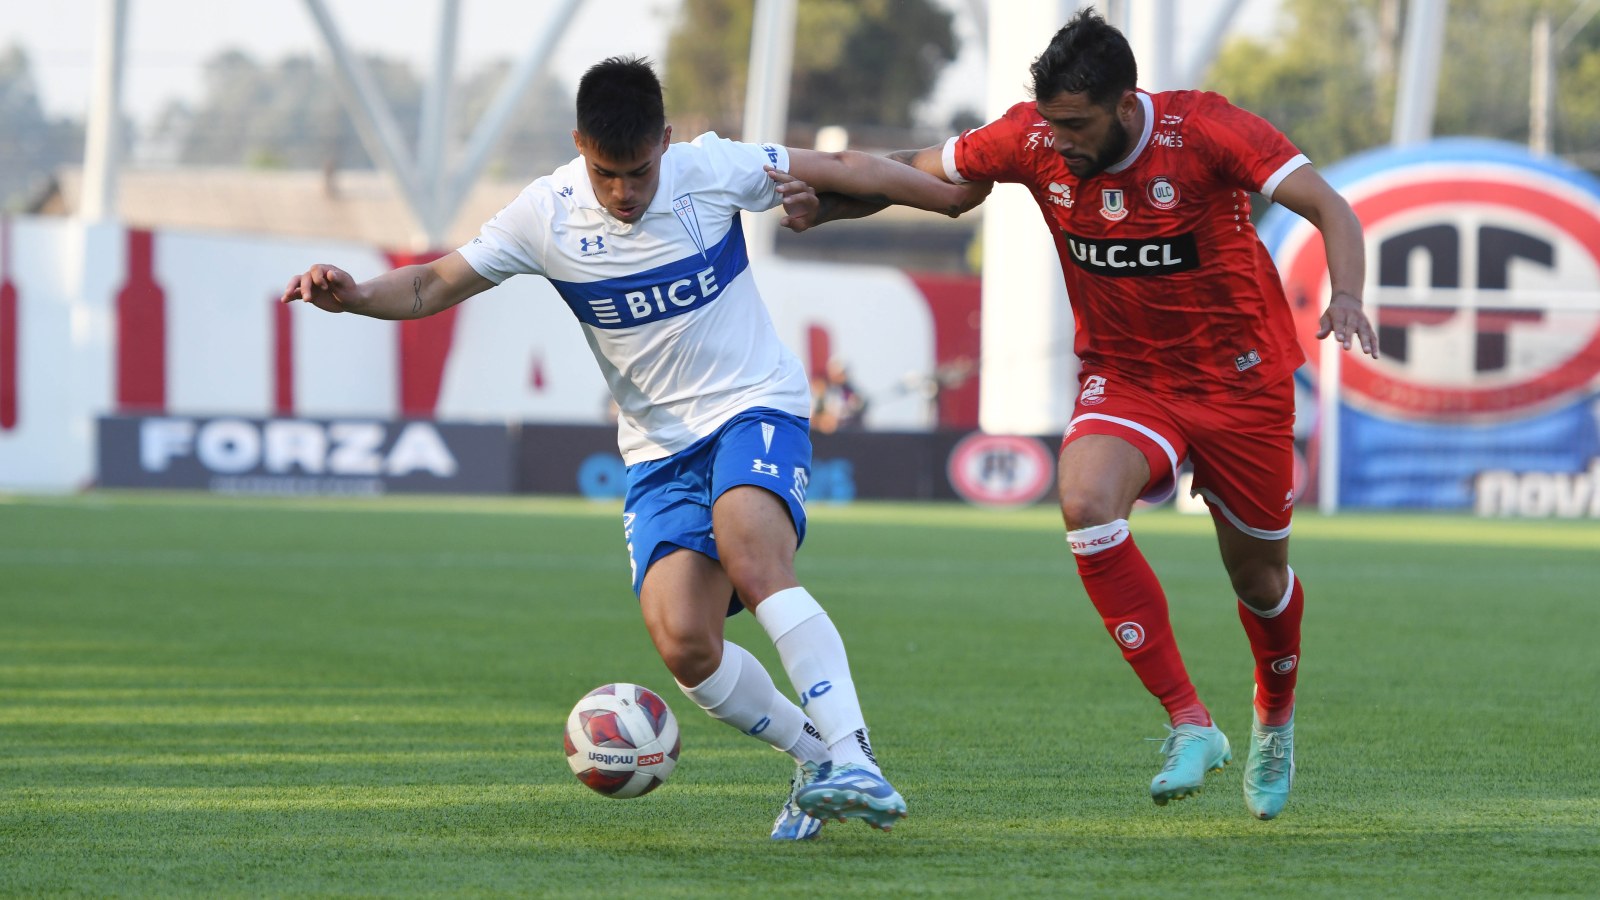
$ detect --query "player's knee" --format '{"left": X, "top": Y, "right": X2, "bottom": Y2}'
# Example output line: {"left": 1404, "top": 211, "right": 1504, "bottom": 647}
{"left": 1058, "top": 491, "right": 1121, "bottom": 532}
{"left": 724, "top": 568, "right": 795, "bottom": 613}
{"left": 656, "top": 635, "right": 720, "bottom": 686}
{"left": 1231, "top": 566, "right": 1289, "bottom": 609}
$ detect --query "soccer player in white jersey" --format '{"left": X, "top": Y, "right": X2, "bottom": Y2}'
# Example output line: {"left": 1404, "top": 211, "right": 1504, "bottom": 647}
{"left": 282, "top": 56, "right": 982, "bottom": 839}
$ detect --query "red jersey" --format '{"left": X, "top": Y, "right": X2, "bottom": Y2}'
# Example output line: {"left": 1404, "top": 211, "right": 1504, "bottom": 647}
{"left": 950, "top": 91, "right": 1310, "bottom": 398}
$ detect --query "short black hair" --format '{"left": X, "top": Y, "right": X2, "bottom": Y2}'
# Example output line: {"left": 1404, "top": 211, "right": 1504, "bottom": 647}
{"left": 575, "top": 56, "right": 666, "bottom": 159}
{"left": 1029, "top": 7, "right": 1137, "bottom": 108}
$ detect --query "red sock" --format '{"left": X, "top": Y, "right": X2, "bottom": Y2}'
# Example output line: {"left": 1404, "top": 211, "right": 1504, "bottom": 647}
{"left": 1071, "top": 523, "right": 1208, "bottom": 727}
{"left": 1238, "top": 568, "right": 1303, "bottom": 727}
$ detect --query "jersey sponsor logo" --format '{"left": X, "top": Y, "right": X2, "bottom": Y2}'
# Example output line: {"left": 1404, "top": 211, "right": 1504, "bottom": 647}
{"left": 762, "top": 144, "right": 780, "bottom": 165}
{"left": 549, "top": 216, "right": 747, "bottom": 328}
{"left": 1153, "top": 130, "right": 1184, "bottom": 149}
{"left": 1114, "top": 621, "right": 1146, "bottom": 650}
{"left": 1026, "top": 130, "right": 1055, "bottom": 152}
{"left": 1046, "top": 182, "right": 1074, "bottom": 208}
{"left": 1147, "top": 177, "right": 1179, "bottom": 210}
{"left": 1235, "top": 349, "right": 1263, "bottom": 372}
{"left": 1062, "top": 232, "right": 1200, "bottom": 277}
{"left": 1100, "top": 189, "right": 1128, "bottom": 221}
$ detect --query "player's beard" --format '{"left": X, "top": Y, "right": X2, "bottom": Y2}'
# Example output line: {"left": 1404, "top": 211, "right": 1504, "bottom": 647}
{"left": 1065, "top": 116, "right": 1132, "bottom": 179}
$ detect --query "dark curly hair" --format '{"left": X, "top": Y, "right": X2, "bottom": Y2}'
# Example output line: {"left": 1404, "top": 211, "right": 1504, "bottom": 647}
{"left": 1029, "top": 7, "right": 1138, "bottom": 108}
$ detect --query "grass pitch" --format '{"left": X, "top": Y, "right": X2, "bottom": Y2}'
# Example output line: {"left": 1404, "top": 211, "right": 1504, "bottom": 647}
{"left": 1, "top": 492, "right": 1596, "bottom": 897}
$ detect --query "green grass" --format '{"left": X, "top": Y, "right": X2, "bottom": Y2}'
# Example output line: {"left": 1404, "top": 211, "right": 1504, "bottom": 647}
{"left": 1, "top": 491, "right": 1597, "bottom": 897}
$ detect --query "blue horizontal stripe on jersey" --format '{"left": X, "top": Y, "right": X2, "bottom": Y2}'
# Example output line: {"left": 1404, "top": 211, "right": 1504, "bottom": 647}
{"left": 549, "top": 216, "right": 748, "bottom": 329}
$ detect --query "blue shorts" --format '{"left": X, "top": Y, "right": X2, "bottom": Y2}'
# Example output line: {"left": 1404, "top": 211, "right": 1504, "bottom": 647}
{"left": 622, "top": 408, "right": 811, "bottom": 612}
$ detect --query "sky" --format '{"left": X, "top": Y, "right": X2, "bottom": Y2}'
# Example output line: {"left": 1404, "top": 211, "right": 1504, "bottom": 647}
{"left": 0, "top": 0, "right": 1281, "bottom": 128}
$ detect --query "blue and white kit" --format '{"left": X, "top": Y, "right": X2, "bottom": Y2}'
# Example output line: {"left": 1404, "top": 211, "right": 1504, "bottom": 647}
{"left": 457, "top": 133, "right": 816, "bottom": 597}
{"left": 457, "top": 132, "right": 813, "bottom": 465}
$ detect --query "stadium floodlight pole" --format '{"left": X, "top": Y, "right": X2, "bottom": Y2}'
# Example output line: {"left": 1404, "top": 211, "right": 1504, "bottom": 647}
{"left": 301, "top": 0, "right": 428, "bottom": 245}
{"left": 1391, "top": 0, "right": 1448, "bottom": 147}
{"left": 1125, "top": 0, "right": 1176, "bottom": 92}
{"left": 1533, "top": 0, "right": 1600, "bottom": 156}
{"left": 441, "top": 0, "right": 583, "bottom": 247}
{"left": 80, "top": 0, "right": 128, "bottom": 223}
{"left": 740, "top": 0, "right": 798, "bottom": 260}
{"left": 418, "top": 0, "right": 461, "bottom": 245}
{"left": 1177, "top": 0, "right": 1248, "bottom": 88}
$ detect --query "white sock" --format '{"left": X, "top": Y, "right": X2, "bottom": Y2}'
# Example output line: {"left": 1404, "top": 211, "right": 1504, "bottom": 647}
{"left": 675, "top": 640, "right": 821, "bottom": 761}
{"left": 752, "top": 586, "right": 881, "bottom": 774}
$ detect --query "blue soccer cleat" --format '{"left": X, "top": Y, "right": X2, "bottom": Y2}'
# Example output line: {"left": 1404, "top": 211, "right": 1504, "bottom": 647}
{"left": 1244, "top": 712, "right": 1295, "bottom": 820}
{"left": 771, "top": 760, "right": 825, "bottom": 840}
{"left": 1150, "top": 723, "right": 1232, "bottom": 805}
{"left": 794, "top": 763, "right": 908, "bottom": 831}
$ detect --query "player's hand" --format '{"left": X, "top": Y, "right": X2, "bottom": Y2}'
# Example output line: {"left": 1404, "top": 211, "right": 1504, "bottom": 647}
{"left": 766, "top": 166, "right": 822, "bottom": 233}
{"left": 1315, "top": 291, "right": 1379, "bottom": 359}
{"left": 949, "top": 180, "right": 994, "bottom": 217}
{"left": 281, "top": 264, "right": 360, "bottom": 313}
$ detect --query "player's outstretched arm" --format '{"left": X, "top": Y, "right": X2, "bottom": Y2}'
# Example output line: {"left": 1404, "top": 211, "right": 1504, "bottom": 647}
{"left": 279, "top": 251, "right": 494, "bottom": 320}
{"left": 776, "top": 145, "right": 989, "bottom": 233}
{"left": 1273, "top": 165, "right": 1379, "bottom": 359}
{"left": 784, "top": 147, "right": 984, "bottom": 219}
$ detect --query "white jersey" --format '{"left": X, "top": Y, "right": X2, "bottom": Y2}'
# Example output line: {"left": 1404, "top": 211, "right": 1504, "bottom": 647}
{"left": 457, "top": 133, "right": 812, "bottom": 464}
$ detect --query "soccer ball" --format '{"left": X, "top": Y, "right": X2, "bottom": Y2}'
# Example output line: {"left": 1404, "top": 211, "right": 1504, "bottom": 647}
{"left": 564, "top": 683, "right": 681, "bottom": 798}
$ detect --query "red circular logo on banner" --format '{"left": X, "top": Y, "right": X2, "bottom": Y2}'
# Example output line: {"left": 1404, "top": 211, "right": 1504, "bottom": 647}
{"left": 1276, "top": 162, "right": 1600, "bottom": 420}
{"left": 946, "top": 433, "right": 1056, "bottom": 507}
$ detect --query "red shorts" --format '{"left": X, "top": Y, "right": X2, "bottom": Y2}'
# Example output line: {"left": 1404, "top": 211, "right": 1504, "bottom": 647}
{"left": 1061, "top": 373, "right": 1297, "bottom": 538}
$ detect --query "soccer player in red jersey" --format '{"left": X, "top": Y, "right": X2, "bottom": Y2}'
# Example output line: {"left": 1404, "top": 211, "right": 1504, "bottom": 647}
{"left": 789, "top": 8, "right": 1378, "bottom": 819}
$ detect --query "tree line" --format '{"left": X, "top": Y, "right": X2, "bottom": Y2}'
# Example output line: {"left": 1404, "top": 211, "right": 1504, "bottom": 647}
{"left": 3, "top": 0, "right": 1597, "bottom": 212}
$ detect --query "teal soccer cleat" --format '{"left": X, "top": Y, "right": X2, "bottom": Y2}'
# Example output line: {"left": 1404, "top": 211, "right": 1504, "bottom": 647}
{"left": 770, "top": 761, "right": 825, "bottom": 840}
{"left": 1150, "top": 723, "right": 1232, "bottom": 805}
{"left": 1244, "top": 712, "right": 1295, "bottom": 820}
{"left": 795, "top": 763, "right": 908, "bottom": 831}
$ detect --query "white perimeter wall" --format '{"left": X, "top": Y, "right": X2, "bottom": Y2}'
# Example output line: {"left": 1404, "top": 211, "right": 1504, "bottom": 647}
{"left": 0, "top": 218, "right": 958, "bottom": 492}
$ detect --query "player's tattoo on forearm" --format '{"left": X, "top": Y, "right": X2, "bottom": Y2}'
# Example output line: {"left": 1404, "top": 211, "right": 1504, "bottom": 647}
{"left": 411, "top": 276, "right": 423, "bottom": 316}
